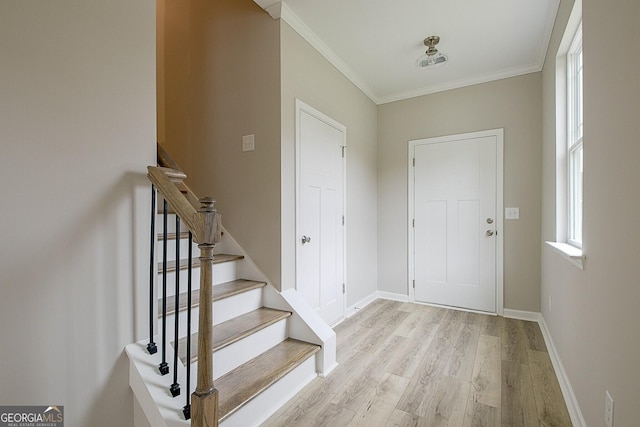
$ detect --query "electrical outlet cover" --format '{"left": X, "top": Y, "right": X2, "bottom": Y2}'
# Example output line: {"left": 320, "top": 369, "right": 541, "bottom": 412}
{"left": 605, "top": 390, "right": 614, "bottom": 427}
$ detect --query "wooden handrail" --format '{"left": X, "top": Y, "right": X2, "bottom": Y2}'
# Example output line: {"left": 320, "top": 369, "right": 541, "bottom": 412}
{"left": 147, "top": 166, "right": 205, "bottom": 243}
{"left": 156, "top": 143, "right": 202, "bottom": 213}
{"left": 150, "top": 144, "right": 220, "bottom": 426}
{"left": 147, "top": 166, "right": 219, "bottom": 244}
{"left": 157, "top": 143, "right": 183, "bottom": 172}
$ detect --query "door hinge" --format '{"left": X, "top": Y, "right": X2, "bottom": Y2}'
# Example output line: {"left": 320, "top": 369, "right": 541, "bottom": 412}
{"left": 342, "top": 215, "right": 345, "bottom": 226}
{"left": 342, "top": 146, "right": 346, "bottom": 158}
{"left": 412, "top": 219, "right": 415, "bottom": 228}
{"left": 413, "top": 158, "right": 415, "bottom": 167}
{"left": 342, "top": 283, "right": 346, "bottom": 294}
{"left": 413, "top": 279, "right": 415, "bottom": 289}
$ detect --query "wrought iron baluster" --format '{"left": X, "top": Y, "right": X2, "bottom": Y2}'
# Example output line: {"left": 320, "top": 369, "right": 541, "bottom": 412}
{"left": 147, "top": 185, "right": 157, "bottom": 355}
{"left": 159, "top": 200, "right": 169, "bottom": 376}
{"left": 183, "top": 231, "right": 193, "bottom": 420}
{"left": 170, "top": 215, "right": 181, "bottom": 397}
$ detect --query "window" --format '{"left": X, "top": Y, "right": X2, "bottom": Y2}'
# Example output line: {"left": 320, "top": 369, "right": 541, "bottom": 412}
{"left": 567, "top": 24, "right": 583, "bottom": 247}
{"left": 547, "top": 4, "right": 584, "bottom": 268}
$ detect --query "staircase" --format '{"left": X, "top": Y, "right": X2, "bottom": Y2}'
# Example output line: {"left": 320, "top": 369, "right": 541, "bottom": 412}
{"left": 126, "top": 148, "right": 337, "bottom": 427}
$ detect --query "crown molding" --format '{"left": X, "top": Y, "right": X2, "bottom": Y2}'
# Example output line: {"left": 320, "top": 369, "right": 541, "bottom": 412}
{"left": 279, "top": 3, "right": 380, "bottom": 103}
{"left": 254, "top": 1, "right": 380, "bottom": 104}
{"left": 378, "top": 63, "right": 542, "bottom": 105}
{"left": 538, "top": 0, "right": 561, "bottom": 68}
{"left": 255, "top": 0, "right": 555, "bottom": 106}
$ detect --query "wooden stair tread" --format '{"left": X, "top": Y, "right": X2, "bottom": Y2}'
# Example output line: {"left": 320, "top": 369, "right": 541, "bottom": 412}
{"left": 216, "top": 338, "right": 321, "bottom": 422}
{"left": 158, "top": 253, "right": 244, "bottom": 273}
{"left": 159, "top": 279, "right": 267, "bottom": 316}
{"left": 176, "top": 308, "right": 292, "bottom": 364}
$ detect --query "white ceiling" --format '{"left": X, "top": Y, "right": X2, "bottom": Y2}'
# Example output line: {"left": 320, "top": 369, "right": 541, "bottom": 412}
{"left": 254, "top": 0, "right": 559, "bottom": 104}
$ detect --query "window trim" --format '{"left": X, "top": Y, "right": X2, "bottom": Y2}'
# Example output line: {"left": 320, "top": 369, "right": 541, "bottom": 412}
{"left": 566, "top": 23, "right": 583, "bottom": 249}
{"left": 547, "top": 1, "right": 585, "bottom": 268}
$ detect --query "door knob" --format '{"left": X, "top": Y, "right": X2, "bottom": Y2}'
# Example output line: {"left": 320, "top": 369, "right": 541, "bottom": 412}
{"left": 486, "top": 218, "right": 494, "bottom": 224}
{"left": 486, "top": 230, "right": 494, "bottom": 237}
{"left": 301, "top": 235, "right": 311, "bottom": 244}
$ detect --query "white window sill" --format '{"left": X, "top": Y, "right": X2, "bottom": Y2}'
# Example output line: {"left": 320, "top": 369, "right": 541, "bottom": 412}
{"left": 546, "top": 241, "right": 585, "bottom": 270}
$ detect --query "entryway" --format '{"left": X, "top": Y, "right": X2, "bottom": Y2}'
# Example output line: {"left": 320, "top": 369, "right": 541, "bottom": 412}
{"left": 409, "top": 129, "right": 503, "bottom": 313}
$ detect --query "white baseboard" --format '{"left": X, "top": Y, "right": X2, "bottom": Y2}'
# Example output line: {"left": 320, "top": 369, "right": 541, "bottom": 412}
{"left": 502, "top": 309, "right": 586, "bottom": 426}
{"left": 345, "top": 291, "right": 411, "bottom": 318}
{"left": 343, "top": 297, "right": 586, "bottom": 426}
{"left": 345, "top": 292, "right": 378, "bottom": 318}
{"left": 538, "top": 315, "right": 587, "bottom": 427}
{"left": 377, "top": 291, "right": 410, "bottom": 303}
{"left": 503, "top": 308, "right": 541, "bottom": 322}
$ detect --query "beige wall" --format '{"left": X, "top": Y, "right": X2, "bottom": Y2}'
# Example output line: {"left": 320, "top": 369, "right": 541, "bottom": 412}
{"left": 378, "top": 74, "right": 543, "bottom": 311}
{"left": 0, "top": 1, "right": 155, "bottom": 426}
{"left": 541, "top": 0, "right": 640, "bottom": 425}
{"left": 158, "top": 0, "right": 283, "bottom": 286}
{"left": 281, "top": 23, "right": 379, "bottom": 304}
{"left": 157, "top": 0, "right": 193, "bottom": 173}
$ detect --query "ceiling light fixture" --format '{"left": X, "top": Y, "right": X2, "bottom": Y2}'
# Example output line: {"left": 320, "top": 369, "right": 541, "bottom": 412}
{"left": 416, "top": 36, "right": 448, "bottom": 69}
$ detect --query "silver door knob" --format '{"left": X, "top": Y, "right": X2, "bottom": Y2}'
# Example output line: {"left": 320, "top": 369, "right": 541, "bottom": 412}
{"left": 301, "top": 235, "right": 311, "bottom": 244}
{"left": 486, "top": 230, "right": 494, "bottom": 237}
{"left": 486, "top": 218, "right": 494, "bottom": 224}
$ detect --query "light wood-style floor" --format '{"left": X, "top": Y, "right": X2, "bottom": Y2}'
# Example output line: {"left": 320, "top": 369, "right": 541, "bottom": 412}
{"left": 263, "top": 299, "right": 572, "bottom": 427}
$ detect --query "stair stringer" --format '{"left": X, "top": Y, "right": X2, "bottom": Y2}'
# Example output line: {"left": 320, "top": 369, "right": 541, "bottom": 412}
{"left": 263, "top": 286, "right": 338, "bottom": 376}
{"left": 126, "top": 341, "right": 189, "bottom": 427}
{"left": 215, "top": 226, "right": 269, "bottom": 283}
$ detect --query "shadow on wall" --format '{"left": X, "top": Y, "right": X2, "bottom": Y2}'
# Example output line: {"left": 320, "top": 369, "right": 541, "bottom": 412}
{"left": 0, "top": 171, "right": 150, "bottom": 427}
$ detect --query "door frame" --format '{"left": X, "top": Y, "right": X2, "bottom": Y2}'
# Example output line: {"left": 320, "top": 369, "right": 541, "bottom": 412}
{"left": 407, "top": 129, "right": 504, "bottom": 315}
{"left": 295, "top": 99, "right": 347, "bottom": 322}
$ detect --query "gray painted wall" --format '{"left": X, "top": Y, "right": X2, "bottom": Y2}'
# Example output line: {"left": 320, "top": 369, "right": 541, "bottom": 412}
{"left": 0, "top": 1, "right": 156, "bottom": 425}
{"left": 541, "top": 0, "right": 640, "bottom": 425}
{"left": 378, "top": 74, "right": 543, "bottom": 312}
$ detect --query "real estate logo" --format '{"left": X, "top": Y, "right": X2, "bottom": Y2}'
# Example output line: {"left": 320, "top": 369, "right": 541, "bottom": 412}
{"left": 0, "top": 406, "right": 63, "bottom": 427}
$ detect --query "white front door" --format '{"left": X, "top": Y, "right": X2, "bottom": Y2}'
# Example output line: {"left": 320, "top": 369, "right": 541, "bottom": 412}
{"left": 411, "top": 130, "right": 503, "bottom": 313}
{"left": 296, "top": 100, "right": 346, "bottom": 325}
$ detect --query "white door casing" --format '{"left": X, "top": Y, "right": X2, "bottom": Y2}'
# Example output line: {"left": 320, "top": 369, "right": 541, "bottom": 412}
{"left": 296, "top": 100, "right": 346, "bottom": 325}
{"left": 408, "top": 129, "right": 504, "bottom": 314}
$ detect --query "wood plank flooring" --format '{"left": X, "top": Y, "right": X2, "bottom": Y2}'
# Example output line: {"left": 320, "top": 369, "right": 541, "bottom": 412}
{"left": 263, "top": 300, "right": 572, "bottom": 427}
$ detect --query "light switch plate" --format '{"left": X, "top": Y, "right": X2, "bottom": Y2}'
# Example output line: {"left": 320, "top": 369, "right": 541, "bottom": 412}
{"left": 242, "top": 134, "right": 255, "bottom": 152}
{"left": 505, "top": 207, "right": 520, "bottom": 220}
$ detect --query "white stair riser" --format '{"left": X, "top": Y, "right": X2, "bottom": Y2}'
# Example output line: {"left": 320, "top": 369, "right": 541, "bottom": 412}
{"left": 184, "top": 318, "right": 289, "bottom": 383}
{"left": 157, "top": 268, "right": 201, "bottom": 299}
{"left": 219, "top": 355, "right": 318, "bottom": 427}
{"left": 157, "top": 261, "right": 241, "bottom": 298}
{"left": 212, "top": 288, "right": 263, "bottom": 324}
{"left": 157, "top": 288, "right": 264, "bottom": 340}
{"left": 210, "top": 261, "right": 241, "bottom": 285}
{"left": 156, "top": 238, "right": 200, "bottom": 263}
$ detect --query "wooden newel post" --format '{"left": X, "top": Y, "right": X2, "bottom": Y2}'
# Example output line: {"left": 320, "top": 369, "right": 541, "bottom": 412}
{"left": 191, "top": 197, "right": 220, "bottom": 427}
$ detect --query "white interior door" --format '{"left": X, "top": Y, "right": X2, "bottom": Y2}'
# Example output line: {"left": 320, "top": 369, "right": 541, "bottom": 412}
{"left": 411, "top": 130, "right": 502, "bottom": 313}
{"left": 296, "top": 101, "right": 345, "bottom": 325}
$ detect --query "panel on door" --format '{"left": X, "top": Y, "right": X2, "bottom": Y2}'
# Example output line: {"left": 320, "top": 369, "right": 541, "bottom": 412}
{"left": 413, "top": 136, "right": 497, "bottom": 312}
{"left": 297, "top": 108, "right": 345, "bottom": 325}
